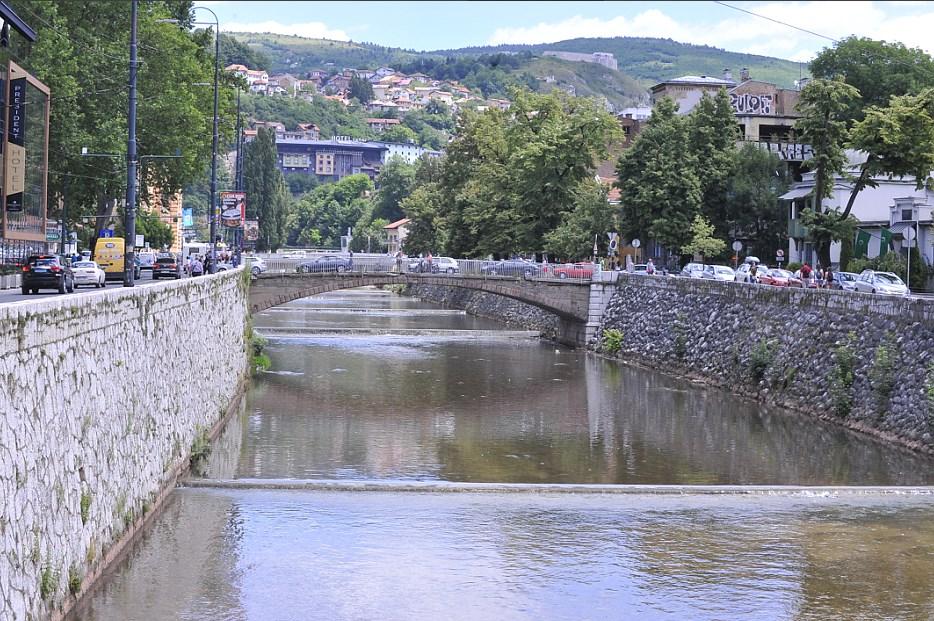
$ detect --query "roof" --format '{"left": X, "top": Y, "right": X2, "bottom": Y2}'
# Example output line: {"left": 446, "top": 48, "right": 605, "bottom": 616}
{"left": 365, "top": 118, "right": 401, "bottom": 124}
{"left": 274, "top": 138, "right": 389, "bottom": 150}
{"left": 384, "top": 218, "right": 411, "bottom": 230}
{"left": 652, "top": 75, "right": 736, "bottom": 91}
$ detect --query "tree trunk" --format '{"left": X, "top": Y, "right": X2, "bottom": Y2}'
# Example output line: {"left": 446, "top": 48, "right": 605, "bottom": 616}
{"left": 816, "top": 238, "right": 832, "bottom": 270}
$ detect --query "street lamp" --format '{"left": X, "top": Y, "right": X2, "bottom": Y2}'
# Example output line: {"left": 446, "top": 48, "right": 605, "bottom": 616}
{"left": 159, "top": 5, "right": 220, "bottom": 273}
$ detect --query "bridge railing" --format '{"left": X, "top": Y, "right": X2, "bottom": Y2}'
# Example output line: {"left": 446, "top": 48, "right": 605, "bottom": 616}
{"left": 258, "top": 255, "right": 597, "bottom": 284}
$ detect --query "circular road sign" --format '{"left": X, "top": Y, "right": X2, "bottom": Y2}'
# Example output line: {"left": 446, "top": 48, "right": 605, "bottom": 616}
{"left": 631, "top": 238, "right": 641, "bottom": 248}
{"left": 732, "top": 241, "right": 742, "bottom": 252}
{"left": 905, "top": 226, "right": 916, "bottom": 242}
{"left": 776, "top": 249, "right": 785, "bottom": 258}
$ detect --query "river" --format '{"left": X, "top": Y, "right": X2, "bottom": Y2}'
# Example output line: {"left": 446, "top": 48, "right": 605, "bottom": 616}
{"left": 73, "top": 287, "right": 934, "bottom": 620}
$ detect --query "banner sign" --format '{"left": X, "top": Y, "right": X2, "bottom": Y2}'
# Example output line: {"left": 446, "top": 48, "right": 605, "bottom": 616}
{"left": 45, "top": 222, "right": 60, "bottom": 242}
{"left": 220, "top": 191, "right": 246, "bottom": 228}
{"left": 244, "top": 220, "right": 259, "bottom": 241}
{"left": 5, "top": 77, "right": 26, "bottom": 213}
{"left": 182, "top": 208, "right": 193, "bottom": 227}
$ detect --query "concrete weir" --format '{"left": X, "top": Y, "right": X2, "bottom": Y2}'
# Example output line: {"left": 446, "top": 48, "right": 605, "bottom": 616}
{"left": 184, "top": 479, "right": 934, "bottom": 497}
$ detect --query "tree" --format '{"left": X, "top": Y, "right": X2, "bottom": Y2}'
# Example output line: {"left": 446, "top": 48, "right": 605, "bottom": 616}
{"left": 544, "top": 180, "right": 614, "bottom": 261}
{"left": 372, "top": 157, "right": 415, "bottom": 221}
{"left": 286, "top": 174, "right": 373, "bottom": 247}
{"left": 687, "top": 89, "right": 738, "bottom": 237}
{"left": 242, "top": 128, "right": 289, "bottom": 251}
{"left": 134, "top": 210, "right": 174, "bottom": 250}
{"left": 349, "top": 75, "right": 375, "bottom": 104}
{"left": 379, "top": 124, "right": 418, "bottom": 145}
{"left": 284, "top": 172, "right": 319, "bottom": 197}
{"left": 616, "top": 98, "right": 701, "bottom": 252}
{"left": 810, "top": 36, "right": 934, "bottom": 124}
{"left": 682, "top": 214, "right": 726, "bottom": 261}
{"left": 725, "top": 143, "right": 790, "bottom": 257}
{"left": 400, "top": 184, "right": 444, "bottom": 254}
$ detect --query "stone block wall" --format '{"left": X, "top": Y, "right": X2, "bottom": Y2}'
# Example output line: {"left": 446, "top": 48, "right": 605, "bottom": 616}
{"left": 0, "top": 269, "right": 249, "bottom": 620}
{"left": 597, "top": 274, "right": 934, "bottom": 453}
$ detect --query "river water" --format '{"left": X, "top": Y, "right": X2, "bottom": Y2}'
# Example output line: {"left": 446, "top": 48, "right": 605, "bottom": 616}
{"left": 75, "top": 288, "right": 934, "bottom": 620}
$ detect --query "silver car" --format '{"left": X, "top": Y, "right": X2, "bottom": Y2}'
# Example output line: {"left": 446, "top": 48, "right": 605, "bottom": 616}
{"left": 700, "top": 265, "right": 736, "bottom": 282}
{"left": 71, "top": 260, "right": 106, "bottom": 288}
{"left": 853, "top": 270, "right": 909, "bottom": 296}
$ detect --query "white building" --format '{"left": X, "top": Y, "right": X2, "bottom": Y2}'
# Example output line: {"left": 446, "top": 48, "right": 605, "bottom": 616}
{"left": 375, "top": 142, "right": 442, "bottom": 165}
{"left": 781, "top": 153, "right": 934, "bottom": 267}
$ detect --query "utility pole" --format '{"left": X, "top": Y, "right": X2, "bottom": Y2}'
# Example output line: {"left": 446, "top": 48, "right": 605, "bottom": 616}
{"left": 208, "top": 16, "right": 220, "bottom": 273}
{"left": 60, "top": 174, "right": 68, "bottom": 257}
{"left": 125, "top": 0, "right": 138, "bottom": 287}
{"left": 235, "top": 88, "right": 243, "bottom": 253}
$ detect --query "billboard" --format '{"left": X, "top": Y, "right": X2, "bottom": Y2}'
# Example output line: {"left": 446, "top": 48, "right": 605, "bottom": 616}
{"left": 243, "top": 220, "right": 259, "bottom": 242}
{"left": 220, "top": 191, "right": 246, "bottom": 228}
{"left": 3, "top": 61, "right": 50, "bottom": 242}
{"left": 182, "top": 208, "right": 193, "bottom": 227}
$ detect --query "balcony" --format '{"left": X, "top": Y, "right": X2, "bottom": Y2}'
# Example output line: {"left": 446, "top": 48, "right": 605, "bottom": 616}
{"left": 788, "top": 219, "right": 809, "bottom": 239}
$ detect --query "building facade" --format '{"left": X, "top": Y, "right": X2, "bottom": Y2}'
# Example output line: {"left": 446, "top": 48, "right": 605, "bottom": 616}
{"left": 275, "top": 136, "right": 387, "bottom": 181}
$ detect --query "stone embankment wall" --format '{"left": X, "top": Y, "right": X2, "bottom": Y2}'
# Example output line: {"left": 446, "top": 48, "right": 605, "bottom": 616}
{"left": 597, "top": 274, "right": 934, "bottom": 453}
{"left": 0, "top": 270, "right": 249, "bottom": 620}
{"left": 403, "top": 283, "right": 560, "bottom": 338}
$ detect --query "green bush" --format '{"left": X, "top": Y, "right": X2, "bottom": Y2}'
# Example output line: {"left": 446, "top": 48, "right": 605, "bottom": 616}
{"left": 830, "top": 333, "right": 857, "bottom": 417}
{"left": 80, "top": 491, "right": 92, "bottom": 525}
{"left": 749, "top": 339, "right": 775, "bottom": 384}
{"left": 786, "top": 261, "right": 802, "bottom": 273}
{"left": 602, "top": 328, "right": 624, "bottom": 355}
{"left": 869, "top": 337, "right": 896, "bottom": 413}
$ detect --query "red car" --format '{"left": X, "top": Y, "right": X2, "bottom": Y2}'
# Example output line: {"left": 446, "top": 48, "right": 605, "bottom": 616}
{"left": 552, "top": 262, "right": 595, "bottom": 279}
{"left": 758, "top": 268, "right": 794, "bottom": 287}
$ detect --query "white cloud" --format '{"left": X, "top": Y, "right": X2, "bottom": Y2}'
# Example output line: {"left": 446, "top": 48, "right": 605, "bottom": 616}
{"left": 221, "top": 20, "right": 350, "bottom": 41}
{"left": 487, "top": 1, "right": 934, "bottom": 62}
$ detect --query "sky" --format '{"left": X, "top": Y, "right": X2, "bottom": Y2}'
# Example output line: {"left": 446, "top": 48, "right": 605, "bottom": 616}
{"left": 202, "top": 1, "right": 934, "bottom": 63}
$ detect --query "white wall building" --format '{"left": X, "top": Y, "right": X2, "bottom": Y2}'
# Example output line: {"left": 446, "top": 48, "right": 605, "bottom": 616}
{"left": 376, "top": 142, "right": 442, "bottom": 164}
{"left": 781, "top": 154, "right": 934, "bottom": 267}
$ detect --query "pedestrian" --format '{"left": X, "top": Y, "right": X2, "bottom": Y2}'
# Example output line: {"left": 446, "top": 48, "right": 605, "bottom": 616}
{"left": 824, "top": 265, "right": 834, "bottom": 289}
{"left": 394, "top": 250, "right": 403, "bottom": 274}
{"left": 748, "top": 262, "right": 759, "bottom": 283}
{"left": 426, "top": 252, "right": 433, "bottom": 273}
{"left": 191, "top": 255, "right": 204, "bottom": 277}
{"left": 348, "top": 250, "right": 354, "bottom": 270}
{"left": 800, "top": 261, "right": 812, "bottom": 287}
{"left": 646, "top": 258, "right": 655, "bottom": 275}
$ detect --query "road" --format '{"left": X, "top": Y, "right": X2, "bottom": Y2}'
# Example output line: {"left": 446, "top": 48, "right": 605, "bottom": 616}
{"left": 0, "top": 272, "right": 178, "bottom": 305}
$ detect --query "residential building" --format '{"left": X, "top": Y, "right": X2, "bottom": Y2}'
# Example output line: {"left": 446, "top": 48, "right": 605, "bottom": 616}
{"left": 366, "top": 118, "right": 401, "bottom": 133}
{"left": 780, "top": 153, "right": 934, "bottom": 266}
{"left": 375, "top": 142, "right": 443, "bottom": 165}
{"left": 384, "top": 218, "right": 411, "bottom": 254}
{"left": 275, "top": 136, "right": 388, "bottom": 181}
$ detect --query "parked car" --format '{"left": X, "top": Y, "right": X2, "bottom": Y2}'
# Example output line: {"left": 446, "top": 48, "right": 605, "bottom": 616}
{"left": 296, "top": 255, "right": 352, "bottom": 273}
{"left": 853, "top": 270, "right": 909, "bottom": 296}
{"left": 700, "top": 265, "right": 736, "bottom": 282}
{"left": 830, "top": 271, "right": 858, "bottom": 291}
{"left": 759, "top": 268, "right": 794, "bottom": 287}
{"left": 409, "top": 256, "right": 460, "bottom": 274}
{"left": 245, "top": 255, "right": 267, "bottom": 276}
{"left": 680, "top": 262, "right": 705, "bottom": 278}
{"left": 553, "top": 262, "right": 596, "bottom": 279}
{"left": 152, "top": 255, "right": 182, "bottom": 279}
{"left": 71, "top": 260, "right": 106, "bottom": 288}
{"left": 481, "top": 258, "right": 544, "bottom": 279}
{"left": 631, "top": 263, "right": 648, "bottom": 275}
{"left": 734, "top": 262, "right": 767, "bottom": 283}
{"left": 21, "top": 255, "right": 74, "bottom": 294}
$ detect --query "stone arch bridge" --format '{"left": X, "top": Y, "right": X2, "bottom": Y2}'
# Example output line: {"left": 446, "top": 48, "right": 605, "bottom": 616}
{"left": 249, "top": 272, "right": 617, "bottom": 347}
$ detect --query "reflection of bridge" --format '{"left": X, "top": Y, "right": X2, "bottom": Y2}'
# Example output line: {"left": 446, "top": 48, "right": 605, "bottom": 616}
{"left": 249, "top": 272, "right": 618, "bottom": 346}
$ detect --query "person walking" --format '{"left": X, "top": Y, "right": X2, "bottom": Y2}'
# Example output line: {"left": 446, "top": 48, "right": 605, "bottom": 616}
{"left": 646, "top": 259, "right": 655, "bottom": 275}
{"left": 394, "top": 250, "right": 403, "bottom": 274}
{"left": 191, "top": 255, "right": 204, "bottom": 277}
{"left": 348, "top": 250, "right": 354, "bottom": 271}
{"left": 800, "top": 262, "right": 813, "bottom": 287}
{"left": 426, "top": 252, "right": 433, "bottom": 274}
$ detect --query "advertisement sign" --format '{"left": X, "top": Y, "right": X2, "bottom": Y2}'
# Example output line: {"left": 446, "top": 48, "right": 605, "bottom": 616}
{"left": 182, "top": 208, "right": 193, "bottom": 227}
{"left": 45, "top": 221, "right": 60, "bottom": 242}
{"left": 220, "top": 191, "right": 246, "bottom": 228}
{"left": 5, "top": 77, "right": 26, "bottom": 213}
{"left": 244, "top": 220, "right": 259, "bottom": 241}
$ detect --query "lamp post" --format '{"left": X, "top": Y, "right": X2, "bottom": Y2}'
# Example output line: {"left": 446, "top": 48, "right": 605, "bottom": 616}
{"left": 126, "top": 0, "right": 139, "bottom": 286}
{"left": 158, "top": 6, "right": 220, "bottom": 273}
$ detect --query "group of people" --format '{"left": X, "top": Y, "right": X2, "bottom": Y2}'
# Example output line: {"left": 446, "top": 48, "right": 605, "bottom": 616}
{"left": 794, "top": 262, "right": 836, "bottom": 288}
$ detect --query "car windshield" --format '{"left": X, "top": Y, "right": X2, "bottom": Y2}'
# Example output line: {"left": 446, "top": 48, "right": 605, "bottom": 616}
{"left": 74, "top": 261, "right": 96, "bottom": 268}
{"left": 156, "top": 258, "right": 175, "bottom": 264}
{"left": 31, "top": 258, "right": 56, "bottom": 266}
{"left": 875, "top": 273, "right": 904, "bottom": 285}
{"left": 839, "top": 273, "right": 856, "bottom": 281}
{"left": 715, "top": 267, "right": 734, "bottom": 274}
{"left": 771, "top": 269, "right": 793, "bottom": 278}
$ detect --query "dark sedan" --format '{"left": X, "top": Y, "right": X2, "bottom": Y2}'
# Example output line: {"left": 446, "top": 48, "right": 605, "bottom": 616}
{"left": 21, "top": 255, "right": 74, "bottom": 294}
{"left": 296, "top": 255, "right": 353, "bottom": 273}
{"left": 152, "top": 255, "right": 182, "bottom": 279}
{"left": 480, "top": 259, "right": 544, "bottom": 279}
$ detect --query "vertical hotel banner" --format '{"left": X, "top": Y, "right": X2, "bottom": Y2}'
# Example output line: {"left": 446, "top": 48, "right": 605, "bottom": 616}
{"left": 220, "top": 191, "right": 246, "bottom": 228}
{"left": 3, "top": 61, "right": 50, "bottom": 241}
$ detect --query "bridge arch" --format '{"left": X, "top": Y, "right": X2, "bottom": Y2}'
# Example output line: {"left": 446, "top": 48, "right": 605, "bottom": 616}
{"left": 248, "top": 273, "right": 592, "bottom": 323}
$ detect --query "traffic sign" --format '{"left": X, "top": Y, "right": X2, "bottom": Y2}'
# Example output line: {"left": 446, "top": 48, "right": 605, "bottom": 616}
{"left": 732, "top": 241, "right": 742, "bottom": 252}
{"left": 631, "top": 238, "right": 641, "bottom": 249}
{"left": 905, "top": 226, "right": 916, "bottom": 242}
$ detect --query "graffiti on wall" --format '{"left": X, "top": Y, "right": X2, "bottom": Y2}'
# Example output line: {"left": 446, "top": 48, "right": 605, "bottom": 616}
{"left": 731, "top": 93, "right": 773, "bottom": 115}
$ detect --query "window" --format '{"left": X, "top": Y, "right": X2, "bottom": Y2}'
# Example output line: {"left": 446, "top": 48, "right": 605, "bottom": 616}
{"left": 282, "top": 154, "right": 309, "bottom": 168}
{"left": 901, "top": 208, "right": 914, "bottom": 221}
{"left": 315, "top": 152, "right": 335, "bottom": 175}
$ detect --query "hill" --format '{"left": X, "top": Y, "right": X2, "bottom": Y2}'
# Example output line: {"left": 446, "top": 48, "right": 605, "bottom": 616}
{"left": 435, "top": 37, "right": 806, "bottom": 88}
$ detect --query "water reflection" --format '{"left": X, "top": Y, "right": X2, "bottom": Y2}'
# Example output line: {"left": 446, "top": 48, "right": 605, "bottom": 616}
{"left": 239, "top": 291, "right": 934, "bottom": 485}
{"left": 76, "top": 489, "right": 934, "bottom": 621}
